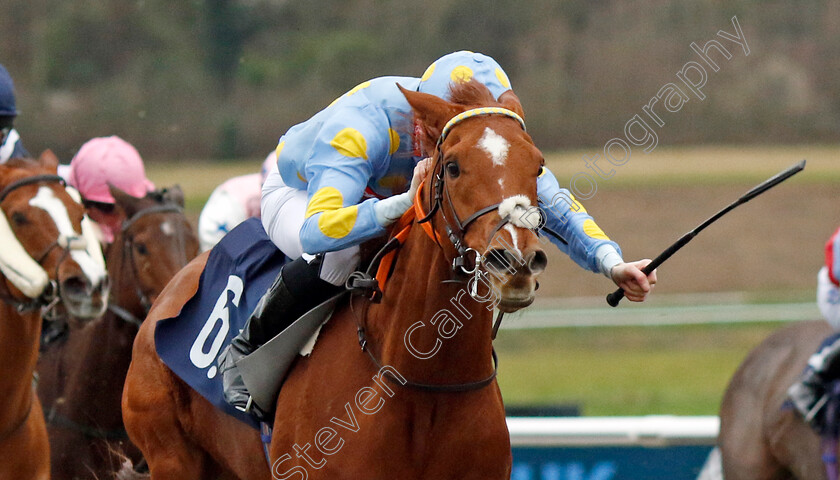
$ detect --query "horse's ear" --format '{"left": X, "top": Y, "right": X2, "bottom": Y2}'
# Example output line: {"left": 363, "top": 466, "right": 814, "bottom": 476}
{"left": 109, "top": 184, "right": 141, "bottom": 218}
{"left": 498, "top": 90, "right": 525, "bottom": 120}
{"left": 397, "top": 84, "right": 462, "bottom": 154}
{"left": 37, "top": 149, "right": 60, "bottom": 172}
{"left": 161, "top": 185, "right": 185, "bottom": 208}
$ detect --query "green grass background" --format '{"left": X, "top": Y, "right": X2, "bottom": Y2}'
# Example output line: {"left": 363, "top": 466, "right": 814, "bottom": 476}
{"left": 494, "top": 323, "right": 781, "bottom": 416}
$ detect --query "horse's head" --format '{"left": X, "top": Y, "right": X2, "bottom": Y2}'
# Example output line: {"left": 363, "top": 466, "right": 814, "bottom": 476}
{"left": 109, "top": 184, "right": 199, "bottom": 310}
{"left": 400, "top": 81, "right": 547, "bottom": 313}
{"left": 0, "top": 151, "right": 109, "bottom": 321}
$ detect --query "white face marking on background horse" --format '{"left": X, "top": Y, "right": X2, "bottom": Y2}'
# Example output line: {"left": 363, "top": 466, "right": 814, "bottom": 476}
{"left": 161, "top": 221, "right": 175, "bottom": 236}
{"left": 478, "top": 127, "right": 509, "bottom": 167}
{"left": 29, "top": 186, "right": 108, "bottom": 285}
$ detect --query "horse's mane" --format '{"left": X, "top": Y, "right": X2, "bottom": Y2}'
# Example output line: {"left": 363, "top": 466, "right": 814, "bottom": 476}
{"left": 448, "top": 79, "right": 503, "bottom": 108}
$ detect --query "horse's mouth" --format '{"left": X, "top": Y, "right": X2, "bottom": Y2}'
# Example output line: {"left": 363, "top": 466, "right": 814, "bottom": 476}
{"left": 61, "top": 288, "right": 109, "bottom": 322}
{"left": 498, "top": 294, "right": 535, "bottom": 313}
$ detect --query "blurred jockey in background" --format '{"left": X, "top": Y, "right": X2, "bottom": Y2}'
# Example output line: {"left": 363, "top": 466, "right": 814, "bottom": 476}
{"left": 789, "top": 225, "right": 840, "bottom": 425}
{"left": 198, "top": 153, "right": 277, "bottom": 251}
{"left": 217, "top": 50, "right": 657, "bottom": 417}
{"left": 0, "top": 64, "right": 29, "bottom": 163}
{"left": 61, "top": 136, "right": 156, "bottom": 244}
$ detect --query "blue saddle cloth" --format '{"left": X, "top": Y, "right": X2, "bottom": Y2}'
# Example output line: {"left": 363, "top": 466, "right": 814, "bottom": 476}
{"left": 155, "top": 218, "right": 286, "bottom": 429}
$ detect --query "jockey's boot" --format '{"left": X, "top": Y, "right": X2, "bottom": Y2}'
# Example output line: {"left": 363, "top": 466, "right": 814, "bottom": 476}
{"left": 218, "top": 255, "right": 342, "bottom": 420}
{"left": 788, "top": 334, "right": 840, "bottom": 427}
{"left": 788, "top": 368, "right": 827, "bottom": 425}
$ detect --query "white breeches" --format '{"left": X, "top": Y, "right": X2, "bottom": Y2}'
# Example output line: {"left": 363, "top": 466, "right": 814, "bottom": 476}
{"left": 261, "top": 171, "right": 360, "bottom": 286}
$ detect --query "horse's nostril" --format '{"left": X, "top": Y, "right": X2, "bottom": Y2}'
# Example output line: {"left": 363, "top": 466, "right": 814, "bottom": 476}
{"left": 61, "top": 276, "right": 89, "bottom": 296}
{"left": 527, "top": 250, "right": 548, "bottom": 274}
{"left": 484, "top": 248, "right": 516, "bottom": 273}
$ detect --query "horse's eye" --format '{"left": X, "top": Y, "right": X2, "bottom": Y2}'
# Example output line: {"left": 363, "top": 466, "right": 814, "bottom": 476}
{"left": 538, "top": 166, "right": 545, "bottom": 177}
{"left": 445, "top": 161, "right": 460, "bottom": 178}
{"left": 135, "top": 243, "right": 149, "bottom": 255}
{"left": 11, "top": 212, "right": 28, "bottom": 226}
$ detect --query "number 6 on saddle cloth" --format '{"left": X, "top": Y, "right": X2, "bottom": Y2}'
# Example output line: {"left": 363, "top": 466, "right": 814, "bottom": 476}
{"left": 155, "top": 218, "right": 342, "bottom": 429}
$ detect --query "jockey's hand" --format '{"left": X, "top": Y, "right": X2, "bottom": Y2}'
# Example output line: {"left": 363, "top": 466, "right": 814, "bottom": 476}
{"left": 409, "top": 158, "right": 433, "bottom": 199}
{"left": 610, "top": 259, "right": 656, "bottom": 302}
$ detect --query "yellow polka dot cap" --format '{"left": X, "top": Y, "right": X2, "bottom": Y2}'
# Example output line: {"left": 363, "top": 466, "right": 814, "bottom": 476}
{"left": 417, "top": 51, "right": 512, "bottom": 101}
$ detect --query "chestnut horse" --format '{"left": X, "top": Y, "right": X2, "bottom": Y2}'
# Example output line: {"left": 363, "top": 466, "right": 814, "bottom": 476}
{"left": 717, "top": 319, "right": 834, "bottom": 479}
{"left": 122, "top": 81, "right": 547, "bottom": 479}
{"left": 0, "top": 153, "right": 109, "bottom": 479}
{"left": 37, "top": 186, "right": 199, "bottom": 479}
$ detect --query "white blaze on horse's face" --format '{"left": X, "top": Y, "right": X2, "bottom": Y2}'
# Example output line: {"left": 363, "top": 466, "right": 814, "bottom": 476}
{"left": 161, "top": 220, "right": 175, "bottom": 237}
{"left": 477, "top": 127, "right": 509, "bottom": 167}
{"left": 29, "top": 186, "right": 108, "bottom": 286}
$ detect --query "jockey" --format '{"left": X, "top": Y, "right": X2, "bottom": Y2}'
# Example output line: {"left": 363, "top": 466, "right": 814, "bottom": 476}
{"left": 197, "top": 153, "right": 277, "bottom": 251}
{"left": 218, "top": 51, "right": 657, "bottom": 417}
{"left": 0, "top": 64, "right": 29, "bottom": 163}
{"left": 788, "top": 225, "right": 840, "bottom": 425}
{"left": 63, "top": 136, "right": 156, "bottom": 244}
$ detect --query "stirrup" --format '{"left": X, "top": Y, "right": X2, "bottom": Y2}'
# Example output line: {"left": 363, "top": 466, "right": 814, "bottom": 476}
{"left": 235, "top": 395, "right": 254, "bottom": 414}
{"left": 806, "top": 394, "right": 830, "bottom": 424}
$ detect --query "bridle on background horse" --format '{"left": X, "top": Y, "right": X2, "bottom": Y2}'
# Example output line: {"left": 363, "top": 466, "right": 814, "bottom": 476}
{"left": 0, "top": 174, "right": 88, "bottom": 444}
{"left": 108, "top": 202, "right": 185, "bottom": 328}
{"left": 46, "top": 201, "right": 184, "bottom": 442}
{"left": 0, "top": 175, "right": 89, "bottom": 317}
{"left": 349, "top": 107, "right": 534, "bottom": 393}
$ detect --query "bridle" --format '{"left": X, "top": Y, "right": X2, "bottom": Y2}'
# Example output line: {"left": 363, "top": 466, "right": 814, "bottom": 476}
{"left": 0, "top": 174, "right": 83, "bottom": 316}
{"left": 45, "top": 201, "right": 186, "bottom": 441}
{"left": 0, "top": 175, "right": 80, "bottom": 444}
{"left": 108, "top": 203, "right": 184, "bottom": 327}
{"left": 419, "top": 107, "right": 528, "bottom": 277}
{"left": 349, "top": 106, "right": 531, "bottom": 393}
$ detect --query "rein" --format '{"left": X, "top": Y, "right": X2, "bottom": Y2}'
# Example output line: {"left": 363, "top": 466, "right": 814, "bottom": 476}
{"left": 345, "top": 107, "right": 528, "bottom": 393}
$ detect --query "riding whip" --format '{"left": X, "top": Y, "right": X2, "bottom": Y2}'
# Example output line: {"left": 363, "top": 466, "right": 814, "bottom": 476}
{"left": 607, "top": 159, "right": 806, "bottom": 307}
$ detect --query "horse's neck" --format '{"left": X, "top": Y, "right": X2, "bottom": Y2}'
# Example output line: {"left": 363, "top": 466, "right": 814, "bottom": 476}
{"left": 0, "top": 304, "right": 39, "bottom": 427}
{"left": 48, "top": 239, "right": 142, "bottom": 425}
{"left": 367, "top": 226, "right": 495, "bottom": 384}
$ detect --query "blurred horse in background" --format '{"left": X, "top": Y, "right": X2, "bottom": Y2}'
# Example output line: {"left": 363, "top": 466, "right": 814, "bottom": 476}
{"left": 718, "top": 319, "right": 835, "bottom": 479}
{"left": 0, "top": 152, "right": 109, "bottom": 479}
{"left": 38, "top": 185, "right": 198, "bottom": 480}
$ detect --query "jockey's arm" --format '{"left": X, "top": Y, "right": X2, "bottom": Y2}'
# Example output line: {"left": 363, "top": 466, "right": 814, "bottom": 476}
{"left": 297, "top": 112, "right": 411, "bottom": 254}
{"left": 536, "top": 166, "right": 655, "bottom": 301}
